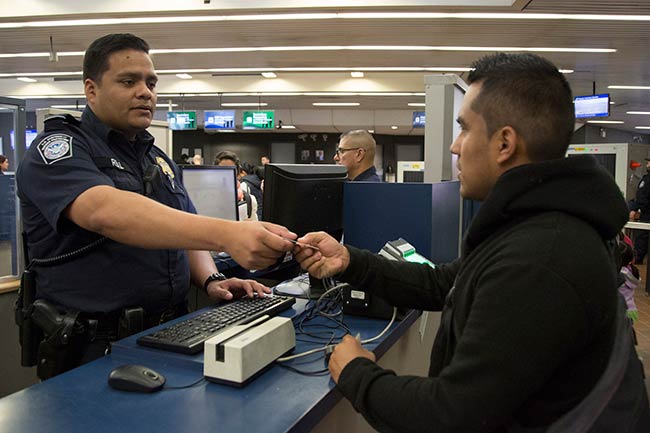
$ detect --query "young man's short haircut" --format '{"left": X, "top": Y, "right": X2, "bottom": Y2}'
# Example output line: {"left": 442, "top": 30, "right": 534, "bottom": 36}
{"left": 467, "top": 53, "right": 575, "bottom": 161}
{"left": 83, "top": 33, "right": 150, "bottom": 83}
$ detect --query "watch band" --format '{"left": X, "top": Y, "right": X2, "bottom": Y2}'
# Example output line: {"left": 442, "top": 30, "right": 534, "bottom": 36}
{"left": 203, "top": 272, "right": 227, "bottom": 291}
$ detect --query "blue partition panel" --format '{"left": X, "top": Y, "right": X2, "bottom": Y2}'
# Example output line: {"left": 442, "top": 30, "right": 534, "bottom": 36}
{"left": 343, "top": 181, "right": 461, "bottom": 264}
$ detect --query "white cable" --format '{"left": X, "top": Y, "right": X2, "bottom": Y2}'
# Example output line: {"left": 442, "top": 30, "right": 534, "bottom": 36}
{"left": 276, "top": 306, "right": 398, "bottom": 363}
{"left": 360, "top": 307, "right": 397, "bottom": 344}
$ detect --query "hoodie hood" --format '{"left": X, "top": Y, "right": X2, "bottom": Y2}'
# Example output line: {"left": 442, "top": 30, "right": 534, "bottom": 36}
{"left": 464, "top": 155, "right": 628, "bottom": 254}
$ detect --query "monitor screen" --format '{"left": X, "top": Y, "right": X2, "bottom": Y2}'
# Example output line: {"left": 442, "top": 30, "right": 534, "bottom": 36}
{"left": 9, "top": 129, "right": 38, "bottom": 150}
{"left": 167, "top": 111, "right": 198, "bottom": 130}
{"left": 262, "top": 164, "right": 347, "bottom": 238}
{"left": 180, "top": 165, "right": 239, "bottom": 221}
{"left": 204, "top": 110, "right": 235, "bottom": 129}
{"left": 412, "top": 111, "right": 425, "bottom": 128}
{"left": 242, "top": 110, "right": 275, "bottom": 129}
{"left": 574, "top": 94, "right": 610, "bottom": 119}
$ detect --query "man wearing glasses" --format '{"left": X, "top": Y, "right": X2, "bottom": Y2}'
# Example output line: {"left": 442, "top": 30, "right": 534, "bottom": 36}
{"left": 333, "top": 130, "right": 381, "bottom": 182}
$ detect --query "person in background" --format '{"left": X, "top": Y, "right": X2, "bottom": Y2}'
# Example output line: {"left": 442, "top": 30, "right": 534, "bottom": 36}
{"left": 619, "top": 232, "right": 640, "bottom": 323}
{"left": 191, "top": 154, "right": 203, "bottom": 165}
{"left": 16, "top": 33, "right": 296, "bottom": 379}
{"left": 215, "top": 151, "right": 259, "bottom": 221}
{"left": 629, "top": 158, "right": 650, "bottom": 264}
{"left": 294, "top": 53, "right": 649, "bottom": 431}
{"left": 260, "top": 155, "right": 270, "bottom": 166}
{"left": 333, "top": 130, "right": 381, "bottom": 182}
{"left": 240, "top": 161, "right": 264, "bottom": 220}
{"left": 0, "top": 155, "right": 8, "bottom": 174}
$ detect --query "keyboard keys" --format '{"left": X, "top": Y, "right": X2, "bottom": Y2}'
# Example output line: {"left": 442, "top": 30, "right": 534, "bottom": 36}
{"left": 137, "top": 295, "right": 295, "bottom": 354}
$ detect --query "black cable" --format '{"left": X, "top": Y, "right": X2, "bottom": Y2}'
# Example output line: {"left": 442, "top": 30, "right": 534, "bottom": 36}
{"left": 163, "top": 377, "right": 207, "bottom": 390}
{"left": 26, "top": 236, "right": 108, "bottom": 270}
{"left": 277, "top": 363, "right": 329, "bottom": 376}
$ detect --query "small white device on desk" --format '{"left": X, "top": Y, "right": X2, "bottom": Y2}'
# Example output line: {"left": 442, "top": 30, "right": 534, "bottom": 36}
{"left": 203, "top": 315, "right": 295, "bottom": 386}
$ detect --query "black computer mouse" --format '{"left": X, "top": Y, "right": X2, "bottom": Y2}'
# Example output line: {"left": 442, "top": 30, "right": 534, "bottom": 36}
{"left": 108, "top": 364, "right": 166, "bottom": 393}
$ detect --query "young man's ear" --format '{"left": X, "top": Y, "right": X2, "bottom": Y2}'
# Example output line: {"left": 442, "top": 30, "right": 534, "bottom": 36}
{"left": 495, "top": 126, "right": 519, "bottom": 164}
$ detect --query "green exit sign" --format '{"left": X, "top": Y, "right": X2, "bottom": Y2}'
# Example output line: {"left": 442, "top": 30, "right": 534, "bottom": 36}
{"left": 242, "top": 110, "right": 275, "bottom": 129}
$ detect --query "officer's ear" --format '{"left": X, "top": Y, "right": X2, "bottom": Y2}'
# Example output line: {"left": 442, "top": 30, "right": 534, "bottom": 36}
{"left": 84, "top": 78, "right": 98, "bottom": 103}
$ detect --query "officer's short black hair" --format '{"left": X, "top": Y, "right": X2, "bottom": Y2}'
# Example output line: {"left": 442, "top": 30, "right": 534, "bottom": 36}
{"left": 467, "top": 53, "right": 575, "bottom": 162}
{"left": 83, "top": 33, "right": 150, "bottom": 83}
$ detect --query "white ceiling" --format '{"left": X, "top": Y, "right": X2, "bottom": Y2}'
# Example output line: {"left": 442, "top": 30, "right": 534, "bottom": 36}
{"left": 1, "top": 0, "right": 650, "bottom": 136}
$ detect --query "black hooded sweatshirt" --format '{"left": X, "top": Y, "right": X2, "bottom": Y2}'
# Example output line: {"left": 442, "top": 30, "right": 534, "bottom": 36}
{"left": 335, "top": 156, "right": 629, "bottom": 433}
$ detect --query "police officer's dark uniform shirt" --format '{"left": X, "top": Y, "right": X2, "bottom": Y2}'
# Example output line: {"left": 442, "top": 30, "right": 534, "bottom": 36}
{"left": 634, "top": 172, "right": 650, "bottom": 221}
{"left": 16, "top": 108, "right": 196, "bottom": 314}
{"left": 353, "top": 166, "right": 381, "bottom": 182}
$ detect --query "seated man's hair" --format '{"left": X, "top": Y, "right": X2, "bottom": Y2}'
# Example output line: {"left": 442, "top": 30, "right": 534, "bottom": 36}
{"left": 467, "top": 53, "right": 575, "bottom": 161}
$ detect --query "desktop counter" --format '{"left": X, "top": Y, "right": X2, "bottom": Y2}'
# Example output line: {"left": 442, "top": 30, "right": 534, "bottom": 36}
{"left": 0, "top": 297, "right": 439, "bottom": 433}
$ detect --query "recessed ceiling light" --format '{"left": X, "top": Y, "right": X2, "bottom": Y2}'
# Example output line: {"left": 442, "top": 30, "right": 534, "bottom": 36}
{"left": 50, "top": 104, "right": 85, "bottom": 109}
{"left": 175, "top": 73, "right": 193, "bottom": 79}
{"left": 261, "top": 72, "right": 277, "bottom": 78}
{"left": 368, "top": 129, "right": 375, "bottom": 133}
{"left": 17, "top": 77, "right": 37, "bottom": 82}
{"left": 312, "top": 102, "right": 360, "bottom": 106}
{"left": 627, "top": 111, "right": 650, "bottom": 115}
{"left": 2, "top": 13, "right": 650, "bottom": 31}
{"left": 609, "top": 85, "right": 650, "bottom": 90}
{"left": 408, "top": 103, "right": 426, "bottom": 107}
{"left": 0, "top": 45, "right": 616, "bottom": 60}
{"left": 586, "top": 120, "right": 624, "bottom": 124}
{"left": 350, "top": 71, "right": 364, "bottom": 78}
{"left": 391, "top": 125, "right": 398, "bottom": 129}
{"left": 221, "top": 102, "right": 269, "bottom": 107}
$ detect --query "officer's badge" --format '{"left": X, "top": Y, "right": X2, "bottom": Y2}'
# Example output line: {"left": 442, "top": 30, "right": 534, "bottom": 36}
{"left": 37, "top": 134, "right": 73, "bottom": 165}
{"left": 640, "top": 181, "right": 645, "bottom": 189}
{"left": 156, "top": 156, "right": 175, "bottom": 189}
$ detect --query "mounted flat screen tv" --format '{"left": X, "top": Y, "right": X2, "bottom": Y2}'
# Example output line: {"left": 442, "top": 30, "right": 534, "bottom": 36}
{"left": 574, "top": 94, "right": 610, "bottom": 119}
{"left": 412, "top": 111, "right": 425, "bottom": 128}
{"left": 167, "top": 111, "right": 197, "bottom": 130}
{"left": 204, "top": 110, "right": 235, "bottom": 129}
{"left": 242, "top": 110, "right": 274, "bottom": 129}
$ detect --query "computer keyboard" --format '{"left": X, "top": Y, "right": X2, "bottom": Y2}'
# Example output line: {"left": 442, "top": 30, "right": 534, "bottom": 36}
{"left": 136, "top": 295, "right": 296, "bottom": 354}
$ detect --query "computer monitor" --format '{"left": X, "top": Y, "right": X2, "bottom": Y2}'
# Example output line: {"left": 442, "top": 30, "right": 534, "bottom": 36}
{"left": 262, "top": 163, "right": 348, "bottom": 298}
{"left": 574, "top": 93, "right": 610, "bottom": 119}
{"left": 180, "top": 165, "right": 239, "bottom": 221}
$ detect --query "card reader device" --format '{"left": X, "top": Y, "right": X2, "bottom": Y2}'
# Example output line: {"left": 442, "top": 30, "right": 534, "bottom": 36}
{"left": 378, "top": 238, "right": 435, "bottom": 267}
{"left": 203, "top": 315, "right": 295, "bottom": 386}
{"left": 342, "top": 238, "right": 433, "bottom": 320}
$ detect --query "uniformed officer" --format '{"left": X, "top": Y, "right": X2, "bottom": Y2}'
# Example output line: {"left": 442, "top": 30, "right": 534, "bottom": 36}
{"left": 333, "top": 130, "right": 381, "bottom": 182}
{"left": 16, "top": 33, "right": 296, "bottom": 376}
{"left": 629, "top": 158, "right": 650, "bottom": 263}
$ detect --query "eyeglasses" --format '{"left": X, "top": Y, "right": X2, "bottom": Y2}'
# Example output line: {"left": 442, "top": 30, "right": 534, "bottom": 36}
{"left": 334, "top": 147, "right": 362, "bottom": 156}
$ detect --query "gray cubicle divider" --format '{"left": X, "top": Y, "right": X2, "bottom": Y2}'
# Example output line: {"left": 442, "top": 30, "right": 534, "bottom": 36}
{"left": 343, "top": 181, "right": 461, "bottom": 264}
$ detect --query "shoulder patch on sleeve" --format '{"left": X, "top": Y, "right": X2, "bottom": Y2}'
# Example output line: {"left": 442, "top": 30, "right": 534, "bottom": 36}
{"left": 37, "top": 134, "right": 73, "bottom": 165}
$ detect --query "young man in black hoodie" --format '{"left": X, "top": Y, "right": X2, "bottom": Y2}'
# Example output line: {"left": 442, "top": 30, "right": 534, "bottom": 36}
{"left": 294, "top": 53, "right": 649, "bottom": 432}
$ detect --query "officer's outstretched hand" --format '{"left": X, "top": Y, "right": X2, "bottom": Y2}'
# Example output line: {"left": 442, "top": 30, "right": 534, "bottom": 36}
{"left": 206, "top": 277, "right": 271, "bottom": 301}
{"left": 226, "top": 221, "right": 296, "bottom": 270}
{"left": 293, "top": 231, "right": 350, "bottom": 279}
